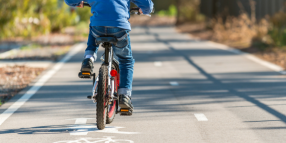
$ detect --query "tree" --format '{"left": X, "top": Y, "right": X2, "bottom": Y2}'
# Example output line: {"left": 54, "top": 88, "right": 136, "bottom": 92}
{"left": 175, "top": 0, "right": 202, "bottom": 25}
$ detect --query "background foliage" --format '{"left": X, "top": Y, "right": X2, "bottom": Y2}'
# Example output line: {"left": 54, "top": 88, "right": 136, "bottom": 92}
{"left": 0, "top": 0, "right": 92, "bottom": 40}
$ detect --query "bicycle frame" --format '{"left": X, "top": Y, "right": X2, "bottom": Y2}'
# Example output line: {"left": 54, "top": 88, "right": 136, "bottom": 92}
{"left": 92, "top": 42, "right": 116, "bottom": 102}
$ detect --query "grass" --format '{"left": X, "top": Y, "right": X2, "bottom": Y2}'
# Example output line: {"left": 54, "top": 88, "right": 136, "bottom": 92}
{"left": 157, "top": 5, "right": 177, "bottom": 17}
{"left": 208, "top": 13, "right": 270, "bottom": 49}
{"left": 20, "top": 44, "right": 41, "bottom": 51}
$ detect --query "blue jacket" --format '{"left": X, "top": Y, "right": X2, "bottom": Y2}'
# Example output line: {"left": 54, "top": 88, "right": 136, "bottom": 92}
{"left": 64, "top": 0, "right": 153, "bottom": 30}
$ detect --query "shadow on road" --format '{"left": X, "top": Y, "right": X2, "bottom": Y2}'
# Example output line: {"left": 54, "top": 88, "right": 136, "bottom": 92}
{"left": 142, "top": 27, "right": 286, "bottom": 126}
{"left": 1, "top": 27, "right": 286, "bottom": 135}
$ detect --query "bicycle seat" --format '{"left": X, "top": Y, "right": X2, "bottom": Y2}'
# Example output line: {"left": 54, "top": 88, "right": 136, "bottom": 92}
{"left": 96, "top": 36, "right": 118, "bottom": 44}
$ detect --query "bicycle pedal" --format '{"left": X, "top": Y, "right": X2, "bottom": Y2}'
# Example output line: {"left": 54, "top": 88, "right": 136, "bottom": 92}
{"left": 78, "top": 72, "right": 92, "bottom": 79}
{"left": 119, "top": 108, "right": 132, "bottom": 116}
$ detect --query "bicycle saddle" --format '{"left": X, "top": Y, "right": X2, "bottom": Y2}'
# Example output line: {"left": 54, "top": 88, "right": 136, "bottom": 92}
{"left": 96, "top": 36, "right": 118, "bottom": 44}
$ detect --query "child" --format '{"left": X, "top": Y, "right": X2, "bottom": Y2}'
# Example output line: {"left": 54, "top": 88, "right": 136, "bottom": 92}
{"left": 64, "top": 0, "right": 154, "bottom": 111}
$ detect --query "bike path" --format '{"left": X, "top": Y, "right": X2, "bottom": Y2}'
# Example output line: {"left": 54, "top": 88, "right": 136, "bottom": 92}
{"left": 1, "top": 26, "right": 286, "bottom": 142}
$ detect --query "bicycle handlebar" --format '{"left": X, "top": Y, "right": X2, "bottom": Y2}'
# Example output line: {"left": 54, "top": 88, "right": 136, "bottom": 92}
{"left": 130, "top": 7, "right": 140, "bottom": 12}
{"left": 83, "top": 2, "right": 91, "bottom": 7}
{"left": 82, "top": 2, "right": 154, "bottom": 16}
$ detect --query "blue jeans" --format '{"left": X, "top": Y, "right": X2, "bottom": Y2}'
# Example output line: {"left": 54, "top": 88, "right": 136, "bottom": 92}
{"left": 85, "top": 26, "right": 134, "bottom": 96}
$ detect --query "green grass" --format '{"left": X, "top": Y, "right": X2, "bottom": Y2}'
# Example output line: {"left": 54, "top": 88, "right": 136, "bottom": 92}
{"left": 269, "top": 27, "right": 286, "bottom": 47}
{"left": 20, "top": 44, "right": 41, "bottom": 51}
{"left": 157, "top": 5, "right": 177, "bottom": 17}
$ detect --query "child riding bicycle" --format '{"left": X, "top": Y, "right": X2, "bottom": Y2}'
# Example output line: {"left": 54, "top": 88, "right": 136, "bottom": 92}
{"left": 64, "top": 0, "right": 154, "bottom": 111}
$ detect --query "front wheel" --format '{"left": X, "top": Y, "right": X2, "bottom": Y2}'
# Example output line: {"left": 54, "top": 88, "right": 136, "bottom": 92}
{"left": 96, "top": 65, "right": 108, "bottom": 130}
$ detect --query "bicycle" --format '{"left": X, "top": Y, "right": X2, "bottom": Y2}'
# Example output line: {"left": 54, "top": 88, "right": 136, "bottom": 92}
{"left": 78, "top": 3, "right": 153, "bottom": 130}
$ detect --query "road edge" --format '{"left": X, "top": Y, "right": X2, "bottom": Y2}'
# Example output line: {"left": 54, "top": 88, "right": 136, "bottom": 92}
{"left": 207, "top": 41, "right": 285, "bottom": 73}
{"left": 0, "top": 43, "right": 85, "bottom": 126}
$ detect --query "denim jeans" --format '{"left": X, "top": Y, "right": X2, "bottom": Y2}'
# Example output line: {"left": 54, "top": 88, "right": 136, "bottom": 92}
{"left": 85, "top": 26, "right": 134, "bottom": 96}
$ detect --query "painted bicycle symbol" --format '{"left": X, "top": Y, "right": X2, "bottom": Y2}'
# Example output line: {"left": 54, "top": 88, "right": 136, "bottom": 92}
{"left": 54, "top": 136, "right": 134, "bottom": 143}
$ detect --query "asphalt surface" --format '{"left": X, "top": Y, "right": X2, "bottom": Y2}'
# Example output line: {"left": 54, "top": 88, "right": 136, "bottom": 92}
{"left": 1, "top": 26, "right": 286, "bottom": 143}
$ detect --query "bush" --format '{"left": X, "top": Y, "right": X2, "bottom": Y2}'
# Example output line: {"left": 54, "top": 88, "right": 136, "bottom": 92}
{"left": 176, "top": 0, "right": 205, "bottom": 24}
{"left": 269, "top": 12, "right": 286, "bottom": 47}
{"left": 157, "top": 5, "right": 177, "bottom": 17}
{"left": 0, "top": 0, "right": 78, "bottom": 40}
{"left": 209, "top": 13, "right": 270, "bottom": 48}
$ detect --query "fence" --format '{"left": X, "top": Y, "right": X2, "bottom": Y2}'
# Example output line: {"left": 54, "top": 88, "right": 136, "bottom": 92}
{"left": 200, "top": 0, "right": 286, "bottom": 20}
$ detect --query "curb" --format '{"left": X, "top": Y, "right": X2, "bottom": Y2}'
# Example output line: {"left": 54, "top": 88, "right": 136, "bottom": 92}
{"left": 206, "top": 41, "right": 285, "bottom": 74}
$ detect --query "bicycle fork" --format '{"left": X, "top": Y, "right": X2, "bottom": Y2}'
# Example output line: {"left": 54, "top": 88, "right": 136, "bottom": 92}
{"left": 89, "top": 43, "right": 116, "bottom": 102}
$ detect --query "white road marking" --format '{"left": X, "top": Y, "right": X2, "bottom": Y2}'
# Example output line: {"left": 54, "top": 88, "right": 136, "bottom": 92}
{"left": 244, "top": 54, "right": 283, "bottom": 72}
{"left": 67, "top": 118, "right": 94, "bottom": 125}
{"left": 50, "top": 125, "right": 139, "bottom": 135}
{"left": 0, "top": 49, "right": 20, "bottom": 59}
{"left": 194, "top": 114, "right": 208, "bottom": 121}
{"left": 68, "top": 118, "right": 94, "bottom": 135}
{"left": 169, "top": 81, "right": 179, "bottom": 86}
{"left": 75, "top": 119, "right": 88, "bottom": 124}
{"left": 154, "top": 61, "right": 162, "bottom": 67}
{"left": 208, "top": 41, "right": 284, "bottom": 72}
{"left": 54, "top": 136, "right": 134, "bottom": 143}
{"left": 0, "top": 43, "right": 85, "bottom": 126}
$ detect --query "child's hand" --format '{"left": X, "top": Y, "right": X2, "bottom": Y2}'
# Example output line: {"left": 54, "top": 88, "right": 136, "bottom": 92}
{"left": 139, "top": 8, "right": 143, "bottom": 14}
{"left": 77, "top": 1, "right": 84, "bottom": 8}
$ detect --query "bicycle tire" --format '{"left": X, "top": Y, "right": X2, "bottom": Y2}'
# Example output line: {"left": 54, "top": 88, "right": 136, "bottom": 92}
{"left": 96, "top": 65, "right": 108, "bottom": 130}
{"left": 106, "top": 62, "right": 120, "bottom": 124}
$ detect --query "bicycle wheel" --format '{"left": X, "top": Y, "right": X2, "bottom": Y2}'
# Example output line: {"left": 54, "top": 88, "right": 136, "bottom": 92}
{"left": 96, "top": 65, "right": 108, "bottom": 130}
{"left": 106, "top": 63, "right": 120, "bottom": 124}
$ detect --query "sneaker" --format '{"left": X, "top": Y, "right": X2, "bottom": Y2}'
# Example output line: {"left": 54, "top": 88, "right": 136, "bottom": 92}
{"left": 81, "top": 58, "right": 94, "bottom": 73}
{"left": 119, "top": 94, "right": 134, "bottom": 111}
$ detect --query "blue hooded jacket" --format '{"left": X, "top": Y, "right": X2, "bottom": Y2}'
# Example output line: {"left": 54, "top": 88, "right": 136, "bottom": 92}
{"left": 64, "top": 0, "right": 154, "bottom": 30}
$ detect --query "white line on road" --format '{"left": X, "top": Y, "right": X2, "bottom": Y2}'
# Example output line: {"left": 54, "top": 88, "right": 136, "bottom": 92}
{"left": 75, "top": 118, "right": 88, "bottom": 124}
{"left": 0, "top": 43, "right": 85, "bottom": 126}
{"left": 68, "top": 118, "right": 94, "bottom": 135}
{"left": 50, "top": 123, "right": 139, "bottom": 136}
{"left": 67, "top": 118, "right": 95, "bottom": 125}
{"left": 208, "top": 41, "right": 284, "bottom": 72}
{"left": 154, "top": 61, "right": 162, "bottom": 67}
{"left": 194, "top": 114, "right": 208, "bottom": 121}
{"left": 169, "top": 81, "right": 179, "bottom": 86}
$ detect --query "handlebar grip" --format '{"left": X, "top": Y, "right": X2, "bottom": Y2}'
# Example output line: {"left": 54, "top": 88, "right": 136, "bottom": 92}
{"left": 151, "top": 8, "right": 155, "bottom": 13}
{"left": 83, "top": 2, "right": 91, "bottom": 7}
{"left": 130, "top": 7, "right": 155, "bottom": 14}
{"left": 130, "top": 7, "right": 140, "bottom": 12}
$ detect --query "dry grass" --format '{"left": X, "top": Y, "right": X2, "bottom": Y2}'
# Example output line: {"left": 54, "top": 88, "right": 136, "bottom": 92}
{"left": 176, "top": 13, "right": 286, "bottom": 70}
{"left": 0, "top": 65, "right": 44, "bottom": 105}
{"left": 210, "top": 13, "right": 270, "bottom": 48}
{"left": 129, "top": 15, "right": 176, "bottom": 26}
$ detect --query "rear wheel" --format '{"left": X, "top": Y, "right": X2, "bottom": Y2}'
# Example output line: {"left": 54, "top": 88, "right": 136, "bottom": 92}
{"left": 106, "top": 63, "right": 120, "bottom": 124}
{"left": 96, "top": 65, "right": 108, "bottom": 130}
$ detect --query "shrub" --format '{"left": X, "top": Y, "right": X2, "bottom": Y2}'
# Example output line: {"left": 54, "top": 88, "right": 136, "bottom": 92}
{"left": 0, "top": 0, "right": 78, "bottom": 40}
{"left": 157, "top": 5, "right": 177, "bottom": 17}
{"left": 269, "top": 12, "right": 286, "bottom": 47}
{"left": 176, "top": 0, "right": 205, "bottom": 24}
{"left": 210, "top": 13, "right": 270, "bottom": 48}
